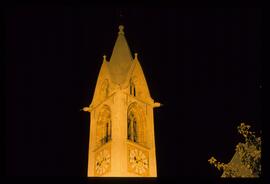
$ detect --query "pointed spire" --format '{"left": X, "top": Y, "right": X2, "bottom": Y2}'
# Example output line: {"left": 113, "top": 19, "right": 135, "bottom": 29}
{"left": 107, "top": 25, "right": 133, "bottom": 84}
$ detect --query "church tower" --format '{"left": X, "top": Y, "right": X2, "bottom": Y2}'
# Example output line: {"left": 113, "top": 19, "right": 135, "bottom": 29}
{"left": 83, "top": 25, "right": 160, "bottom": 177}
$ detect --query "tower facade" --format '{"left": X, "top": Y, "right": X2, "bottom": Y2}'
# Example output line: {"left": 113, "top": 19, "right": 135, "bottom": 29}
{"left": 83, "top": 25, "right": 160, "bottom": 177}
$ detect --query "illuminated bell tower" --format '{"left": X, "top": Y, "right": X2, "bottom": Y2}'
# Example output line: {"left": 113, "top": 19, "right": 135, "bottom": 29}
{"left": 83, "top": 25, "right": 160, "bottom": 177}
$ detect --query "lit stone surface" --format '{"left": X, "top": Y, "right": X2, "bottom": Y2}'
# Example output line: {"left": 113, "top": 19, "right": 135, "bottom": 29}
{"left": 85, "top": 25, "right": 159, "bottom": 177}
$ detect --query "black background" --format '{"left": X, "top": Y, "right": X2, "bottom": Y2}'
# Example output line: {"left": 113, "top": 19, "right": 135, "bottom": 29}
{"left": 4, "top": 5, "right": 262, "bottom": 181}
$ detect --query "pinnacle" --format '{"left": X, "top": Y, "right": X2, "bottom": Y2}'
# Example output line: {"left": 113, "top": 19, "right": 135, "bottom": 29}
{"left": 118, "top": 25, "right": 124, "bottom": 35}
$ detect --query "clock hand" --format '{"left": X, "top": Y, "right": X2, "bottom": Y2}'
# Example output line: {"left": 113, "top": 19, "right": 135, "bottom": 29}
{"left": 137, "top": 158, "right": 147, "bottom": 165}
{"left": 97, "top": 158, "right": 106, "bottom": 167}
{"left": 134, "top": 156, "right": 144, "bottom": 163}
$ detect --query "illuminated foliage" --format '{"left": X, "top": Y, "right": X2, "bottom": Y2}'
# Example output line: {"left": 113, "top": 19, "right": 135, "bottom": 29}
{"left": 208, "top": 122, "right": 261, "bottom": 177}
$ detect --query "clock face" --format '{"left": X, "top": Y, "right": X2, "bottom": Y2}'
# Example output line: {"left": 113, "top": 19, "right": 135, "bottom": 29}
{"left": 129, "top": 148, "right": 149, "bottom": 175}
{"left": 95, "top": 149, "right": 111, "bottom": 176}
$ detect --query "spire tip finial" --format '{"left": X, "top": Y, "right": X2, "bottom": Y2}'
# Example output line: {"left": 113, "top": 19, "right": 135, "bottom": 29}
{"left": 119, "top": 25, "right": 124, "bottom": 35}
{"left": 103, "top": 55, "right": 107, "bottom": 61}
{"left": 134, "top": 53, "right": 138, "bottom": 59}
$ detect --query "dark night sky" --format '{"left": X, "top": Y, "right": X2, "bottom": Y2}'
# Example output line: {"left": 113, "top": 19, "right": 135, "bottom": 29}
{"left": 4, "top": 5, "right": 262, "bottom": 180}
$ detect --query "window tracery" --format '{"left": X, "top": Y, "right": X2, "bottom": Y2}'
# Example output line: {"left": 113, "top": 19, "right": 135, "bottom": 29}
{"left": 127, "top": 103, "right": 146, "bottom": 146}
{"left": 96, "top": 105, "right": 111, "bottom": 147}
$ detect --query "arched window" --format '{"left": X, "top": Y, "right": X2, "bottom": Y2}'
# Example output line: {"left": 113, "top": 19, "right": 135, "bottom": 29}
{"left": 101, "top": 79, "right": 109, "bottom": 100}
{"left": 127, "top": 103, "right": 146, "bottom": 145}
{"left": 96, "top": 105, "right": 111, "bottom": 147}
{"left": 130, "top": 79, "right": 136, "bottom": 97}
{"left": 127, "top": 112, "right": 138, "bottom": 142}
